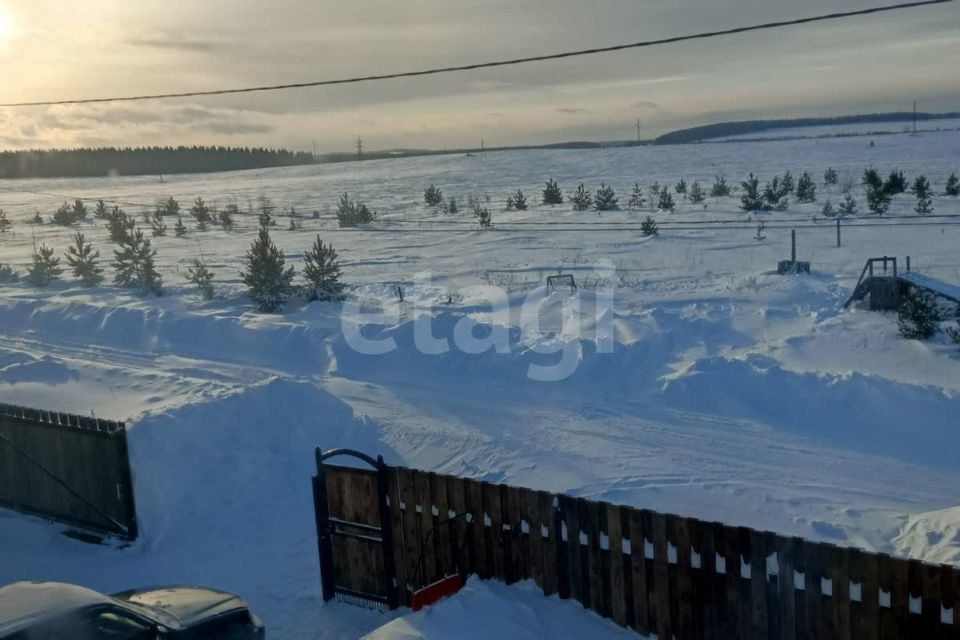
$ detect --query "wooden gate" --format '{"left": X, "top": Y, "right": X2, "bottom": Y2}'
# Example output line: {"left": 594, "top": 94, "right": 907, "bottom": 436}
{"left": 0, "top": 402, "right": 137, "bottom": 541}
{"left": 312, "top": 448, "right": 398, "bottom": 610}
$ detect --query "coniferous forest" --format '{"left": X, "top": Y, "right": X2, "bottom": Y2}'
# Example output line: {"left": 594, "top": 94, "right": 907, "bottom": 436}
{"left": 0, "top": 146, "right": 316, "bottom": 179}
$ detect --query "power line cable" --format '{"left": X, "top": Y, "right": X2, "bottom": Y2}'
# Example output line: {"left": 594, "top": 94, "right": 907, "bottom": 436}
{"left": 0, "top": 186, "right": 156, "bottom": 210}
{"left": 0, "top": 0, "right": 951, "bottom": 108}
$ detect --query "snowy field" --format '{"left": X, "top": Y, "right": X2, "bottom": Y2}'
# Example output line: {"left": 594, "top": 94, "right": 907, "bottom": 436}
{"left": 712, "top": 117, "right": 960, "bottom": 142}
{"left": 1, "top": 130, "right": 960, "bottom": 638}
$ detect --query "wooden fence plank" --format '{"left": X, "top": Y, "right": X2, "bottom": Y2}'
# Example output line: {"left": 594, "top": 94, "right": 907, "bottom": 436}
{"left": 890, "top": 555, "right": 910, "bottom": 640}
{"left": 561, "top": 494, "right": 583, "bottom": 605}
{"left": 584, "top": 500, "right": 604, "bottom": 615}
{"left": 748, "top": 529, "right": 769, "bottom": 640}
{"left": 511, "top": 486, "right": 532, "bottom": 583}
{"left": 667, "top": 515, "right": 681, "bottom": 636}
{"left": 877, "top": 554, "right": 909, "bottom": 640}
{"left": 482, "top": 482, "right": 505, "bottom": 582}
{"left": 803, "top": 540, "right": 825, "bottom": 640}
{"left": 446, "top": 475, "right": 467, "bottom": 578}
{"left": 941, "top": 564, "right": 959, "bottom": 640}
{"left": 736, "top": 527, "right": 753, "bottom": 640}
{"left": 763, "top": 532, "right": 781, "bottom": 640}
{"left": 817, "top": 543, "right": 835, "bottom": 637}
{"left": 907, "top": 559, "right": 923, "bottom": 638}
{"left": 848, "top": 549, "right": 863, "bottom": 639}
{"left": 525, "top": 489, "right": 545, "bottom": 591}
{"left": 463, "top": 478, "right": 487, "bottom": 578}
{"left": 858, "top": 549, "right": 880, "bottom": 640}
{"left": 554, "top": 494, "right": 571, "bottom": 600}
{"left": 498, "top": 485, "right": 513, "bottom": 584}
{"left": 577, "top": 498, "right": 602, "bottom": 611}
{"left": 606, "top": 503, "right": 628, "bottom": 627}
{"left": 628, "top": 508, "right": 651, "bottom": 635}
{"left": 651, "top": 511, "right": 673, "bottom": 640}
{"left": 518, "top": 487, "right": 534, "bottom": 582}
{"left": 499, "top": 484, "right": 517, "bottom": 585}
{"left": 413, "top": 471, "right": 436, "bottom": 585}
{"left": 598, "top": 503, "right": 613, "bottom": 620}
{"left": 672, "top": 515, "right": 695, "bottom": 639}
{"left": 699, "top": 520, "right": 720, "bottom": 640}
{"left": 385, "top": 469, "right": 409, "bottom": 607}
{"left": 431, "top": 473, "right": 453, "bottom": 580}
{"left": 776, "top": 535, "right": 796, "bottom": 640}
{"left": 877, "top": 553, "right": 895, "bottom": 640}
{"left": 848, "top": 548, "right": 867, "bottom": 640}
{"left": 954, "top": 566, "right": 960, "bottom": 640}
{"left": 643, "top": 510, "right": 658, "bottom": 632}
{"left": 539, "top": 492, "right": 559, "bottom": 596}
{"left": 718, "top": 523, "right": 741, "bottom": 640}
{"left": 791, "top": 537, "right": 807, "bottom": 637}
{"left": 687, "top": 519, "right": 705, "bottom": 640}
{"left": 921, "top": 561, "right": 941, "bottom": 637}
{"left": 396, "top": 468, "right": 421, "bottom": 599}
{"left": 832, "top": 544, "right": 852, "bottom": 640}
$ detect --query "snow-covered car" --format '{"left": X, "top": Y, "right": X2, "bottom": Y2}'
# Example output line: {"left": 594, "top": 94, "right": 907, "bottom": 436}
{"left": 0, "top": 581, "right": 265, "bottom": 639}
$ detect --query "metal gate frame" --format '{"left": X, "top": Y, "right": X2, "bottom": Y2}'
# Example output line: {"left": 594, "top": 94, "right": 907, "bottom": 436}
{"left": 312, "top": 448, "right": 398, "bottom": 610}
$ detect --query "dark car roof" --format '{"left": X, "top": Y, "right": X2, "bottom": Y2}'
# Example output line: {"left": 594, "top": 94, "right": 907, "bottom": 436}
{"left": 1, "top": 581, "right": 249, "bottom": 636}
{"left": 112, "top": 586, "right": 245, "bottom": 626}
{"left": 0, "top": 582, "right": 115, "bottom": 634}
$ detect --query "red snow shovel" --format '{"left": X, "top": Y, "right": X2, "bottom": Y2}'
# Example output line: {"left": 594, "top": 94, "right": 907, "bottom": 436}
{"left": 411, "top": 574, "right": 466, "bottom": 612}
{"left": 409, "top": 512, "right": 470, "bottom": 611}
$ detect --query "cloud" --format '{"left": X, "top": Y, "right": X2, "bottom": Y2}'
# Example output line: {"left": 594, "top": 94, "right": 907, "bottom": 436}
{"left": 629, "top": 101, "right": 663, "bottom": 113}
{"left": 0, "top": 103, "right": 274, "bottom": 148}
{"left": 200, "top": 120, "right": 272, "bottom": 135}
{"left": 125, "top": 33, "right": 216, "bottom": 53}
{"left": 4, "top": 0, "right": 960, "bottom": 150}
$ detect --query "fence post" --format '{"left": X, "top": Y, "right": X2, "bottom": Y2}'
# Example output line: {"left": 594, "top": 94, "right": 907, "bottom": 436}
{"left": 115, "top": 423, "right": 138, "bottom": 540}
{"left": 377, "top": 456, "right": 399, "bottom": 610}
{"left": 554, "top": 495, "right": 571, "bottom": 600}
{"left": 312, "top": 448, "right": 336, "bottom": 603}
{"left": 836, "top": 219, "right": 841, "bottom": 248}
{"left": 791, "top": 230, "right": 797, "bottom": 263}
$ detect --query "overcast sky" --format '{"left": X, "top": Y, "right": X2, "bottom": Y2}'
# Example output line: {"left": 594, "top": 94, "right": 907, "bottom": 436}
{"left": 0, "top": 0, "right": 958, "bottom": 152}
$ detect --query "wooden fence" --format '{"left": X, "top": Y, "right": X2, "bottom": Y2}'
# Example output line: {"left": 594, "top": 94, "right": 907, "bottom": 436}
{"left": 0, "top": 402, "right": 138, "bottom": 540}
{"left": 318, "top": 460, "right": 960, "bottom": 639}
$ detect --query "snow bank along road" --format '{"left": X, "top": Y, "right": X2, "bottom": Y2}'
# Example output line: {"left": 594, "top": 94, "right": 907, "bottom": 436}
{"left": 1, "top": 129, "right": 960, "bottom": 637}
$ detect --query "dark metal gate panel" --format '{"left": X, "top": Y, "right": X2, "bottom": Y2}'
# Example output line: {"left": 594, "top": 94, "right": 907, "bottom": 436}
{"left": 0, "top": 403, "right": 138, "bottom": 540}
{"left": 312, "top": 448, "right": 398, "bottom": 610}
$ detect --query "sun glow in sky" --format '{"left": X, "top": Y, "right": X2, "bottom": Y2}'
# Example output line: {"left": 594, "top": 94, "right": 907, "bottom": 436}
{"left": 0, "top": 0, "right": 958, "bottom": 152}
{"left": 0, "top": 5, "right": 18, "bottom": 51}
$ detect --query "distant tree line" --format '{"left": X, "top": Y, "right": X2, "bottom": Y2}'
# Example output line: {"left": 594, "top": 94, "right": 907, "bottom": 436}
{"left": 0, "top": 146, "right": 316, "bottom": 179}
{"left": 653, "top": 112, "right": 960, "bottom": 145}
